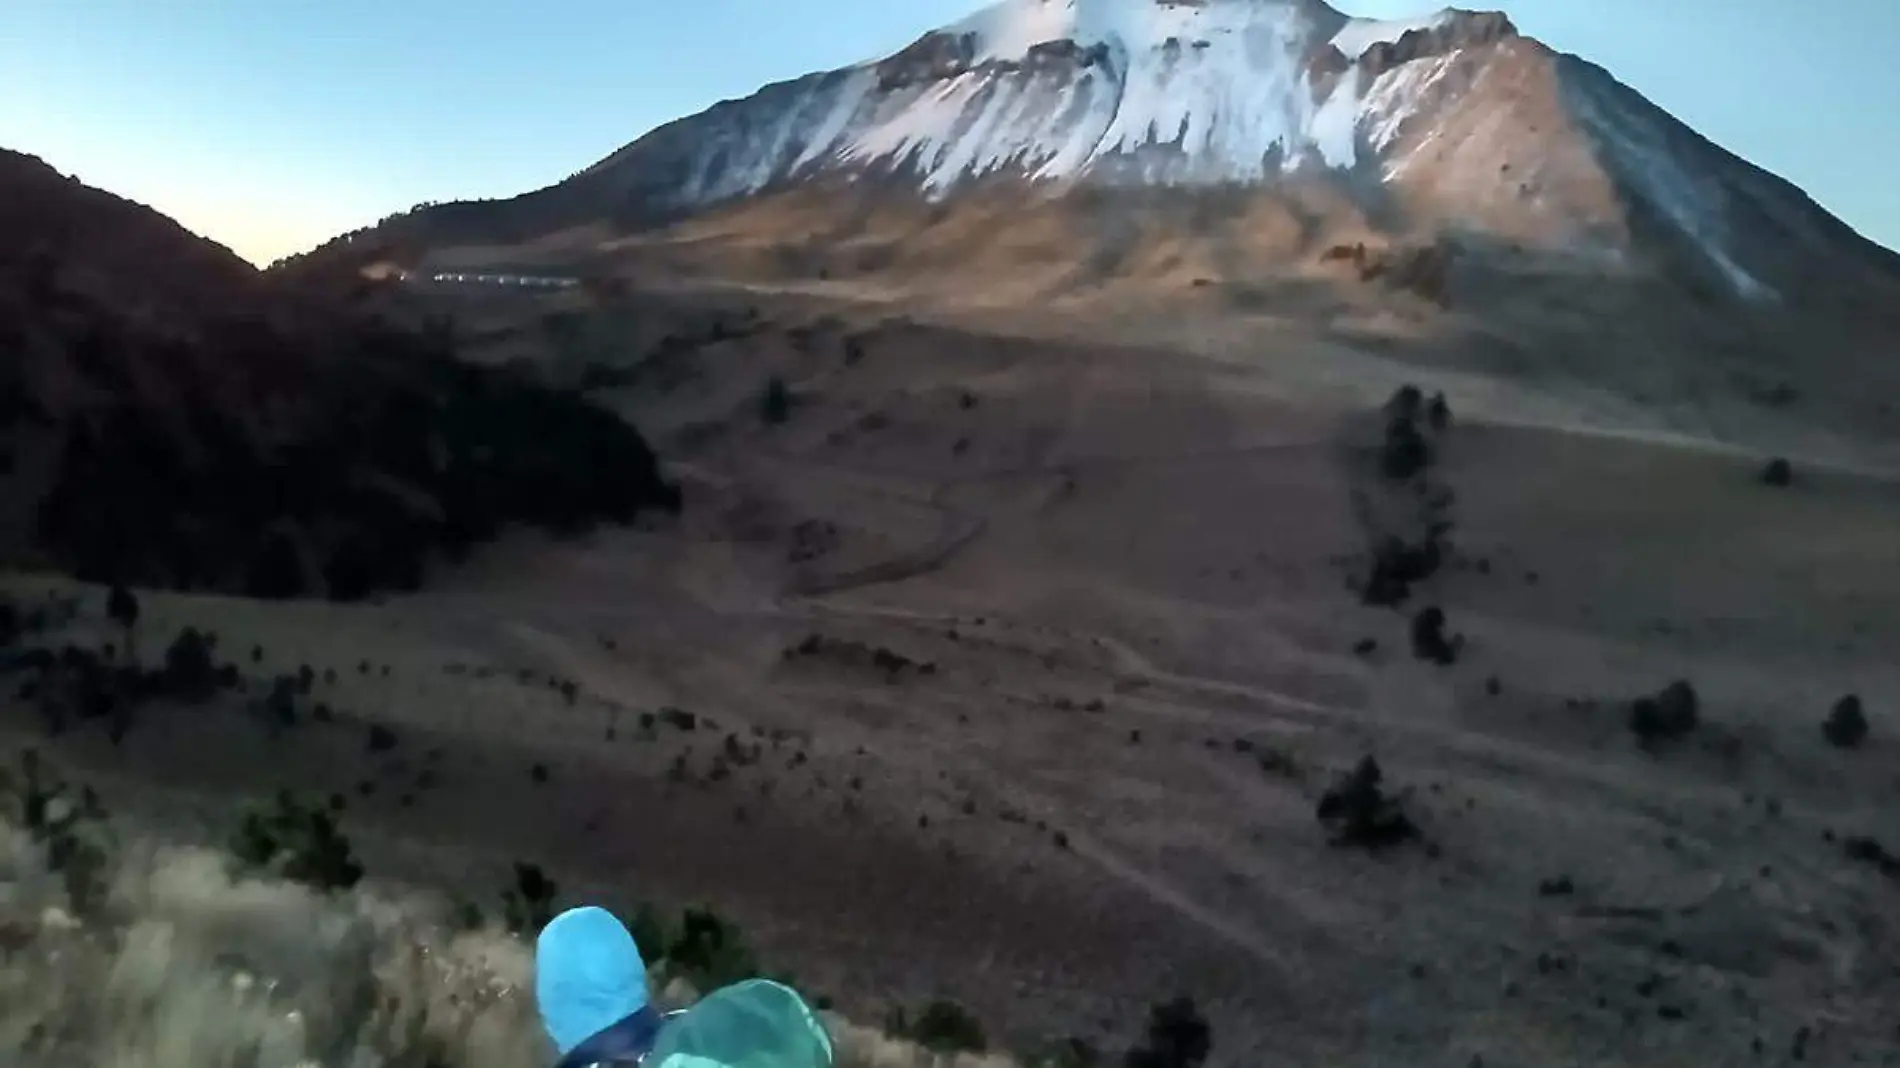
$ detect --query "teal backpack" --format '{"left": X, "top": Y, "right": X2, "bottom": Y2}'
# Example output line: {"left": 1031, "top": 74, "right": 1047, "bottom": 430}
{"left": 645, "top": 980, "right": 834, "bottom": 1068}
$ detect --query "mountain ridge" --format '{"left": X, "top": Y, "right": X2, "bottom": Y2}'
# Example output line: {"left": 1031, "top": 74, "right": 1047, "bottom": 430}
{"left": 305, "top": 0, "right": 1898, "bottom": 308}
{"left": 0, "top": 147, "right": 678, "bottom": 598}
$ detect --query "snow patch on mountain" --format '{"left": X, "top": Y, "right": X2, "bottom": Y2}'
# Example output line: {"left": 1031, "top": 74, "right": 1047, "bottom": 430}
{"left": 1330, "top": 10, "right": 1453, "bottom": 59}
{"left": 808, "top": 0, "right": 1496, "bottom": 190}
{"left": 948, "top": 0, "right": 1309, "bottom": 65}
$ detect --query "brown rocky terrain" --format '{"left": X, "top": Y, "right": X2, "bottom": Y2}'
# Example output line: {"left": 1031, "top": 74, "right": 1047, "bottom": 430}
{"left": 7, "top": 2, "right": 1900, "bottom": 1064}
{"left": 9, "top": 260, "right": 1900, "bottom": 1064}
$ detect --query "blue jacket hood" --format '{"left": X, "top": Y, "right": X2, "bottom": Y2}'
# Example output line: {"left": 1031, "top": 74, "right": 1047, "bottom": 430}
{"left": 536, "top": 906, "right": 653, "bottom": 1056}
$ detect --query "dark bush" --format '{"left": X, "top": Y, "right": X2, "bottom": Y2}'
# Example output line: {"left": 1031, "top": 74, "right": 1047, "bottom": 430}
{"left": 159, "top": 627, "right": 219, "bottom": 701}
{"left": 5, "top": 753, "right": 113, "bottom": 913}
{"left": 666, "top": 906, "right": 757, "bottom": 992}
{"left": 887, "top": 1000, "right": 987, "bottom": 1055}
{"left": 1045, "top": 1038, "right": 1102, "bottom": 1068}
{"left": 628, "top": 903, "right": 671, "bottom": 965}
{"left": 760, "top": 376, "right": 792, "bottom": 426}
{"left": 366, "top": 724, "right": 398, "bottom": 752}
{"left": 1381, "top": 416, "right": 1431, "bottom": 481}
{"left": 1316, "top": 756, "right": 1417, "bottom": 849}
{"left": 1538, "top": 875, "right": 1576, "bottom": 897}
{"left": 1384, "top": 385, "right": 1423, "bottom": 423}
{"left": 450, "top": 895, "right": 485, "bottom": 932}
{"left": 1843, "top": 836, "right": 1900, "bottom": 880}
{"left": 1426, "top": 392, "right": 1450, "bottom": 431}
{"left": 1125, "top": 997, "right": 1212, "bottom": 1068}
{"left": 1409, "top": 606, "right": 1460, "bottom": 665}
{"left": 502, "top": 861, "right": 559, "bottom": 934}
{"left": 1759, "top": 457, "right": 1793, "bottom": 487}
{"left": 1362, "top": 534, "right": 1443, "bottom": 606}
{"left": 263, "top": 677, "right": 297, "bottom": 726}
{"left": 229, "top": 791, "right": 363, "bottom": 892}
{"left": 1630, "top": 680, "right": 1700, "bottom": 744}
{"left": 1824, "top": 694, "right": 1869, "bottom": 749}
{"left": 106, "top": 584, "right": 139, "bottom": 632}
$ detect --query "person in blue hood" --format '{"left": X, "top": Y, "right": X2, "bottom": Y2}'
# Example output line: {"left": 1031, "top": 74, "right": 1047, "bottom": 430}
{"left": 536, "top": 904, "right": 835, "bottom": 1068}
{"left": 535, "top": 906, "right": 671, "bottom": 1067}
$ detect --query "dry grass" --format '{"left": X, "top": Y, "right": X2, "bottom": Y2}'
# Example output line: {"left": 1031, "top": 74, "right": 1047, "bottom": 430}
{"left": 0, "top": 810, "right": 1006, "bottom": 1068}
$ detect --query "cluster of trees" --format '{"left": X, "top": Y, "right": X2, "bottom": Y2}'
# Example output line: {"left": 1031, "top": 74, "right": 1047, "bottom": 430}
{"left": 1360, "top": 385, "right": 1455, "bottom": 607}
{"left": 33, "top": 317, "right": 679, "bottom": 599}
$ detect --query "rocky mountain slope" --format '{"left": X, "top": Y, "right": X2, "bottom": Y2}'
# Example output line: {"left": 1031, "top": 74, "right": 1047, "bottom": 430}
{"left": 367, "top": 0, "right": 1896, "bottom": 305}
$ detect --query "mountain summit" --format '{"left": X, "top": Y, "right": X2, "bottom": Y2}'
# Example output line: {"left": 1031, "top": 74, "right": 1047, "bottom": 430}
{"left": 361, "top": 0, "right": 1897, "bottom": 304}
{"left": 599, "top": 0, "right": 1514, "bottom": 195}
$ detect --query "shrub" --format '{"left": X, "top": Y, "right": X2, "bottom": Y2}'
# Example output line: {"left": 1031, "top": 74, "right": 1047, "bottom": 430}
{"left": 1042, "top": 1038, "right": 1102, "bottom": 1068}
{"left": 628, "top": 903, "right": 671, "bottom": 964}
{"left": 1426, "top": 391, "right": 1451, "bottom": 431}
{"left": 1362, "top": 534, "right": 1443, "bottom": 606}
{"left": 1843, "top": 836, "right": 1900, "bottom": 880}
{"left": 1315, "top": 756, "right": 1417, "bottom": 850}
{"left": 1538, "top": 875, "right": 1576, "bottom": 897}
{"left": 229, "top": 791, "right": 364, "bottom": 892}
{"left": 159, "top": 627, "right": 219, "bottom": 701}
{"left": 1409, "top": 606, "right": 1460, "bottom": 665}
{"left": 501, "top": 862, "right": 559, "bottom": 934}
{"left": 665, "top": 906, "right": 757, "bottom": 992}
{"left": 263, "top": 676, "right": 298, "bottom": 727}
{"left": 1824, "top": 694, "right": 1869, "bottom": 749}
{"left": 1380, "top": 416, "right": 1431, "bottom": 481}
{"left": 1630, "top": 680, "right": 1700, "bottom": 744}
{"left": 366, "top": 724, "right": 398, "bottom": 752}
{"left": 1759, "top": 457, "right": 1793, "bottom": 487}
{"left": 3, "top": 752, "right": 114, "bottom": 913}
{"left": 1125, "top": 998, "right": 1212, "bottom": 1068}
{"left": 449, "top": 895, "right": 486, "bottom": 932}
{"left": 760, "top": 376, "right": 792, "bottom": 426}
{"left": 1383, "top": 385, "right": 1424, "bottom": 423}
{"left": 106, "top": 584, "right": 139, "bottom": 632}
{"left": 886, "top": 999, "right": 987, "bottom": 1055}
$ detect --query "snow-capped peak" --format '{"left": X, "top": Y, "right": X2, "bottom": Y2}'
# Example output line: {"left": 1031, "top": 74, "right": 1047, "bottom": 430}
{"left": 943, "top": 0, "right": 1451, "bottom": 66}
{"left": 1331, "top": 9, "right": 1454, "bottom": 58}
{"left": 806, "top": 0, "right": 1487, "bottom": 191}
{"left": 416, "top": 0, "right": 1900, "bottom": 305}
{"left": 572, "top": 0, "right": 1510, "bottom": 211}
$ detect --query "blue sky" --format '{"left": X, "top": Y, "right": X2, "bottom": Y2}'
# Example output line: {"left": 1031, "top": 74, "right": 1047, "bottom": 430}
{"left": 4, "top": 0, "right": 1894, "bottom": 266}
